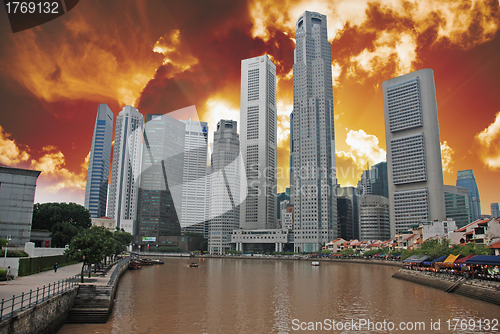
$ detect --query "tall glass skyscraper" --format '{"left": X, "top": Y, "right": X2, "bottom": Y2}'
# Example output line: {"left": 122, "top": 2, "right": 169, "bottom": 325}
{"left": 84, "top": 104, "right": 114, "bottom": 218}
{"left": 239, "top": 55, "right": 277, "bottom": 230}
{"left": 136, "top": 114, "right": 185, "bottom": 242}
{"left": 107, "top": 106, "right": 143, "bottom": 233}
{"left": 179, "top": 120, "right": 209, "bottom": 233}
{"left": 492, "top": 203, "right": 500, "bottom": 218}
{"left": 291, "top": 11, "right": 336, "bottom": 252}
{"left": 209, "top": 120, "right": 241, "bottom": 254}
{"left": 383, "top": 69, "right": 446, "bottom": 235}
{"left": 456, "top": 169, "right": 481, "bottom": 221}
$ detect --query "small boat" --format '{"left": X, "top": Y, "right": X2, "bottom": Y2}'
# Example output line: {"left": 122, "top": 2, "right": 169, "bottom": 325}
{"left": 189, "top": 263, "right": 199, "bottom": 268}
{"left": 129, "top": 261, "right": 142, "bottom": 270}
{"left": 311, "top": 261, "right": 320, "bottom": 266}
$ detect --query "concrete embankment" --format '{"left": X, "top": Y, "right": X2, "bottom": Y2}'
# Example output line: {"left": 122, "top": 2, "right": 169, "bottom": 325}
{"left": 393, "top": 269, "right": 500, "bottom": 306}
{"left": 0, "top": 287, "right": 78, "bottom": 334}
{"left": 65, "top": 257, "right": 130, "bottom": 324}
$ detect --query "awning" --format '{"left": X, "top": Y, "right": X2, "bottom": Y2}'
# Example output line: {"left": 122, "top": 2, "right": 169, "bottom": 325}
{"left": 402, "top": 255, "right": 420, "bottom": 262}
{"left": 431, "top": 255, "right": 447, "bottom": 263}
{"left": 413, "top": 256, "right": 430, "bottom": 264}
{"left": 464, "top": 255, "right": 500, "bottom": 266}
{"left": 454, "top": 255, "right": 475, "bottom": 264}
{"left": 443, "top": 254, "right": 460, "bottom": 264}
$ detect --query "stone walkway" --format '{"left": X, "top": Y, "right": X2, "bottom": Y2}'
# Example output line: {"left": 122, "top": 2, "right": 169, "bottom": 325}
{"left": 0, "top": 263, "right": 85, "bottom": 301}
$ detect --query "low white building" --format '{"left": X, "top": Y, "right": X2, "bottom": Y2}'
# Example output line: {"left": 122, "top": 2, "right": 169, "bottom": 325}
{"left": 91, "top": 217, "right": 116, "bottom": 230}
{"left": 420, "top": 219, "right": 457, "bottom": 241}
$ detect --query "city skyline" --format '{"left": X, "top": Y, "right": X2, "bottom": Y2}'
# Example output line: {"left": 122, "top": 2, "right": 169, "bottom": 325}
{"left": 0, "top": 0, "right": 499, "bottom": 214}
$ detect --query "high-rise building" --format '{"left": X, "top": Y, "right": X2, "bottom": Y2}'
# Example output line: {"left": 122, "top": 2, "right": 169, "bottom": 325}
{"left": 383, "top": 69, "right": 446, "bottom": 235}
{"left": 0, "top": 165, "right": 41, "bottom": 247}
{"left": 357, "top": 170, "right": 372, "bottom": 196}
{"left": 492, "top": 203, "right": 500, "bottom": 218}
{"left": 107, "top": 106, "right": 144, "bottom": 234}
{"left": 456, "top": 169, "right": 481, "bottom": 221}
{"left": 209, "top": 120, "right": 241, "bottom": 254}
{"left": 136, "top": 114, "right": 185, "bottom": 245}
{"left": 239, "top": 55, "right": 277, "bottom": 230}
{"left": 277, "top": 188, "right": 290, "bottom": 220}
{"left": 291, "top": 11, "right": 337, "bottom": 252}
{"left": 359, "top": 195, "right": 391, "bottom": 241}
{"left": 179, "top": 120, "right": 209, "bottom": 234}
{"left": 371, "top": 161, "right": 388, "bottom": 198}
{"left": 443, "top": 185, "right": 471, "bottom": 228}
{"left": 84, "top": 104, "right": 114, "bottom": 218}
{"left": 337, "top": 186, "right": 361, "bottom": 240}
{"left": 337, "top": 197, "right": 353, "bottom": 240}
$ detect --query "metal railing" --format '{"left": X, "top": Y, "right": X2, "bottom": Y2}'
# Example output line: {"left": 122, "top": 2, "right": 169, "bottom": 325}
{"left": 0, "top": 275, "right": 80, "bottom": 321}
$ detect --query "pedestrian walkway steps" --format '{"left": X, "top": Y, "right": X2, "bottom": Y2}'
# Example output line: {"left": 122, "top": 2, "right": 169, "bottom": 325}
{"left": 445, "top": 277, "right": 464, "bottom": 293}
{"left": 65, "top": 285, "right": 114, "bottom": 323}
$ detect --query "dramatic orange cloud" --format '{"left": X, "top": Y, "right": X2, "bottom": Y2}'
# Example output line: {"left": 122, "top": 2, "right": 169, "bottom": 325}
{"left": 0, "top": 0, "right": 499, "bottom": 213}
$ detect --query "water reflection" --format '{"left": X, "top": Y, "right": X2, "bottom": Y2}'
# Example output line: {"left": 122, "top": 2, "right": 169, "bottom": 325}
{"left": 58, "top": 258, "right": 500, "bottom": 334}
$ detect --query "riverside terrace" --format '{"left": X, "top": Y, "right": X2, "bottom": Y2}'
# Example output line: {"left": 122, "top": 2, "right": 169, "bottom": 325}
{"left": 401, "top": 254, "right": 500, "bottom": 281}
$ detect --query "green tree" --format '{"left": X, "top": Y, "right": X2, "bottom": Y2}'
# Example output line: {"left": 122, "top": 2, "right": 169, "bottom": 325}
{"left": 65, "top": 226, "right": 115, "bottom": 282}
{"left": 32, "top": 202, "right": 91, "bottom": 231}
{"left": 51, "top": 221, "right": 83, "bottom": 248}
{"left": 113, "top": 229, "right": 133, "bottom": 254}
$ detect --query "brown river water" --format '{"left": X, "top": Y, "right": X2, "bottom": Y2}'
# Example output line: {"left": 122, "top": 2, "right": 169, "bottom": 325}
{"left": 58, "top": 257, "right": 500, "bottom": 333}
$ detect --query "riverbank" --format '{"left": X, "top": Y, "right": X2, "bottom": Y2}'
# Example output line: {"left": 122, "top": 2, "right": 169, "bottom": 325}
{"left": 393, "top": 269, "right": 500, "bottom": 306}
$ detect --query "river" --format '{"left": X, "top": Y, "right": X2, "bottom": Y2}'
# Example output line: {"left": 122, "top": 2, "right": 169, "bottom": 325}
{"left": 58, "top": 257, "right": 500, "bottom": 333}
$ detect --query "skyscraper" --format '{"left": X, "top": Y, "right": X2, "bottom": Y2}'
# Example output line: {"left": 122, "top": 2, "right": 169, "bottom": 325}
{"left": 84, "top": 104, "right": 114, "bottom": 218}
{"left": 291, "top": 11, "right": 337, "bottom": 252}
{"left": 239, "top": 55, "right": 277, "bottom": 230}
{"left": 383, "top": 69, "right": 446, "bottom": 235}
{"left": 371, "top": 161, "right": 388, "bottom": 198}
{"left": 359, "top": 195, "right": 390, "bottom": 241}
{"left": 136, "top": 114, "right": 185, "bottom": 245}
{"left": 492, "top": 203, "right": 500, "bottom": 218}
{"left": 107, "top": 106, "right": 144, "bottom": 233}
{"left": 456, "top": 169, "right": 481, "bottom": 221}
{"left": 209, "top": 119, "right": 241, "bottom": 254}
{"left": 179, "top": 120, "right": 209, "bottom": 233}
{"left": 444, "top": 185, "right": 471, "bottom": 228}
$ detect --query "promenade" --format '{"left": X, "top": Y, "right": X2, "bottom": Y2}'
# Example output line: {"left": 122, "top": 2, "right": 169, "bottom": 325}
{"left": 0, "top": 263, "right": 83, "bottom": 301}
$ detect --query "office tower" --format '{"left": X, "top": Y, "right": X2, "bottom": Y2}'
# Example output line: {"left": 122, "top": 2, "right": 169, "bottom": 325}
{"left": 209, "top": 120, "right": 241, "bottom": 254}
{"left": 357, "top": 170, "right": 372, "bottom": 196}
{"left": 239, "top": 55, "right": 277, "bottom": 230}
{"left": 277, "top": 188, "right": 290, "bottom": 220}
{"left": 136, "top": 114, "right": 185, "bottom": 244}
{"left": 291, "top": 11, "right": 336, "bottom": 252}
{"left": 492, "top": 203, "right": 500, "bottom": 218}
{"left": 456, "top": 170, "right": 481, "bottom": 221}
{"left": 383, "top": 69, "right": 446, "bottom": 235}
{"left": 107, "top": 106, "right": 144, "bottom": 233}
{"left": 337, "top": 197, "right": 353, "bottom": 240}
{"left": 84, "top": 104, "right": 114, "bottom": 218}
{"left": 371, "top": 161, "right": 388, "bottom": 198}
{"left": 337, "top": 186, "right": 361, "bottom": 240}
{"left": 444, "top": 185, "right": 471, "bottom": 228}
{"left": 0, "top": 165, "right": 40, "bottom": 247}
{"left": 179, "top": 120, "right": 209, "bottom": 234}
{"left": 359, "top": 195, "right": 391, "bottom": 241}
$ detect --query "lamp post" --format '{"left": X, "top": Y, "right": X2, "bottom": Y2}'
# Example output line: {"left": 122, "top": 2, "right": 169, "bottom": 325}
{"left": 3, "top": 235, "right": 11, "bottom": 269}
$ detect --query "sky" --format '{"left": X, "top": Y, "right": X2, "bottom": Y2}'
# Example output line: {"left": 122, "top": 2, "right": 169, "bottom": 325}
{"left": 0, "top": 0, "right": 499, "bottom": 215}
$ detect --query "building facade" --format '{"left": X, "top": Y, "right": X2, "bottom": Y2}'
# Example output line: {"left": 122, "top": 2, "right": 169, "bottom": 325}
{"left": 179, "top": 120, "right": 209, "bottom": 234}
{"left": 84, "top": 104, "right": 114, "bottom": 218}
{"left": 358, "top": 195, "right": 391, "bottom": 241}
{"left": 371, "top": 161, "right": 388, "bottom": 198}
{"left": 291, "top": 11, "right": 337, "bottom": 252}
{"left": 135, "top": 114, "right": 185, "bottom": 247}
{"left": 492, "top": 203, "right": 500, "bottom": 218}
{"left": 107, "top": 105, "right": 144, "bottom": 233}
{"left": 209, "top": 120, "right": 241, "bottom": 254}
{"left": 239, "top": 55, "right": 277, "bottom": 230}
{"left": 443, "top": 185, "right": 471, "bottom": 228}
{"left": 0, "top": 165, "right": 41, "bottom": 247}
{"left": 456, "top": 169, "right": 481, "bottom": 222}
{"left": 383, "top": 69, "right": 446, "bottom": 236}
{"left": 337, "top": 197, "right": 353, "bottom": 240}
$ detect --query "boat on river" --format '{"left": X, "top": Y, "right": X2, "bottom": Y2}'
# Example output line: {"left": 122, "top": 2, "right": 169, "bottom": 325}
{"left": 311, "top": 261, "right": 320, "bottom": 266}
{"left": 189, "top": 263, "right": 199, "bottom": 268}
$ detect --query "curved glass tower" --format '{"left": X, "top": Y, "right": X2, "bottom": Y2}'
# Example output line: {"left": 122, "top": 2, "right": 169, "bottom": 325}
{"left": 456, "top": 169, "right": 481, "bottom": 221}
